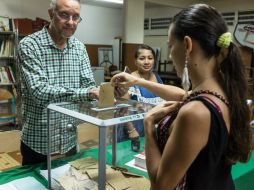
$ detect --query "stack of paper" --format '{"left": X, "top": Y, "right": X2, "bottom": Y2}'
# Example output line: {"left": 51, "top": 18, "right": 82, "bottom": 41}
{"left": 40, "top": 157, "right": 150, "bottom": 189}
{"left": 70, "top": 157, "right": 150, "bottom": 190}
{"left": 40, "top": 161, "right": 98, "bottom": 190}
{"left": 134, "top": 151, "right": 146, "bottom": 170}
{"left": 40, "top": 164, "right": 70, "bottom": 190}
{"left": 0, "top": 176, "right": 47, "bottom": 190}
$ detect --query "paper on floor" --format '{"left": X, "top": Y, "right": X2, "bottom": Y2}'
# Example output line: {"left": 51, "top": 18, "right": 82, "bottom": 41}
{"left": 0, "top": 176, "right": 47, "bottom": 190}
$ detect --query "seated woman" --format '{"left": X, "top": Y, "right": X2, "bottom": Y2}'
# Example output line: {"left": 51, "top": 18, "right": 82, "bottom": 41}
{"left": 128, "top": 44, "right": 164, "bottom": 105}
{"left": 117, "top": 44, "right": 164, "bottom": 142}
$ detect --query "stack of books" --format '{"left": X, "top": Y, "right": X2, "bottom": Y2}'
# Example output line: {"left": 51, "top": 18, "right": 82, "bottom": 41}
{"left": 0, "top": 66, "right": 15, "bottom": 84}
{"left": 0, "top": 38, "right": 14, "bottom": 58}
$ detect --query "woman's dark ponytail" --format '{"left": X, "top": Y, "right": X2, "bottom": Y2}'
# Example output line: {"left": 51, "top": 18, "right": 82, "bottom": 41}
{"left": 220, "top": 43, "right": 251, "bottom": 162}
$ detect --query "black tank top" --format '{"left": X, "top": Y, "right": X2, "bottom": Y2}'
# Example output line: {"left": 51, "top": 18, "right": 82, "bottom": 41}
{"left": 156, "top": 96, "right": 234, "bottom": 190}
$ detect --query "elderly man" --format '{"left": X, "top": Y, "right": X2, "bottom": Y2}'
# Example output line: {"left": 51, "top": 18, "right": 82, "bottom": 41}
{"left": 18, "top": 0, "right": 99, "bottom": 165}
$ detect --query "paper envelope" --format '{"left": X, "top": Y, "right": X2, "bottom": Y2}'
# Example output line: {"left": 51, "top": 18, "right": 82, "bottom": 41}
{"left": 98, "top": 82, "right": 115, "bottom": 108}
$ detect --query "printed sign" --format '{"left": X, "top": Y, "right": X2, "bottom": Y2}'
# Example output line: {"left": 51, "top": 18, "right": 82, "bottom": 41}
{"left": 234, "top": 23, "right": 254, "bottom": 48}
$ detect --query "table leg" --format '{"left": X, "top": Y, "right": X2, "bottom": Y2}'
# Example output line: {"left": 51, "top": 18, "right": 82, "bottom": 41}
{"left": 98, "top": 127, "right": 106, "bottom": 190}
{"left": 112, "top": 125, "right": 117, "bottom": 166}
{"left": 47, "top": 109, "right": 52, "bottom": 190}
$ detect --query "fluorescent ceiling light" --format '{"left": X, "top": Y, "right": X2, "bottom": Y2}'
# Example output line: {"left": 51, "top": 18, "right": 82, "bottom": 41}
{"left": 94, "top": 0, "right": 123, "bottom": 4}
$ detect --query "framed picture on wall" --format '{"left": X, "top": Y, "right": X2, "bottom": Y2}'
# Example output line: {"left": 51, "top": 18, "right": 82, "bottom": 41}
{"left": 98, "top": 47, "right": 113, "bottom": 76}
{"left": 0, "top": 16, "right": 12, "bottom": 32}
{"left": 98, "top": 47, "right": 113, "bottom": 66}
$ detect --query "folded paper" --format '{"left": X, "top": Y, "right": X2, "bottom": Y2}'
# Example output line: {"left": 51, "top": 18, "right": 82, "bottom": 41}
{"left": 98, "top": 82, "right": 115, "bottom": 108}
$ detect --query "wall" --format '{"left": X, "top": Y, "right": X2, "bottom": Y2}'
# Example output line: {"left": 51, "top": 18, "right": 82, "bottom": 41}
{"left": 144, "top": 6, "right": 182, "bottom": 61}
{"left": 0, "top": 0, "right": 123, "bottom": 45}
{"left": 77, "top": 4, "right": 123, "bottom": 44}
{"left": 144, "top": 0, "right": 254, "bottom": 62}
{"left": 0, "top": 0, "right": 50, "bottom": 20}
{"left": 123, "top": 0, "right": 144, "bottom": 43}
{"left": 144, "top": 36, "right": 169, "bottom": 63}
{"left": 2, "top": 0, "right": 254, "bottom": 62}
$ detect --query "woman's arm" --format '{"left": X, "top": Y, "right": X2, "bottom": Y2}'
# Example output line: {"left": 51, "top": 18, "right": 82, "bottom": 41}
{"left": 111, "top": 72, "right": 185, "bottom": 101}
{"left": 144, "top": 101, "right": 211, "bottom": 189}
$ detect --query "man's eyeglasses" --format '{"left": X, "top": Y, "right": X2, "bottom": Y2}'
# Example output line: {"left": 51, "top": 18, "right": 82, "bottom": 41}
{"left": 55, "top": 10, "right": 82, "bottom": 23}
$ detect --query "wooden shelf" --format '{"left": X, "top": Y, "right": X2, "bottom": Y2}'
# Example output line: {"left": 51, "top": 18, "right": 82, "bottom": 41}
{"left": 0, "top": 57, "right": 15, "bottom": 60}
{"left": 0, "top": 31, "right": 15, "bottom": 35}
{"left": 0, "top": 83, "right": 14, "bottom": 86}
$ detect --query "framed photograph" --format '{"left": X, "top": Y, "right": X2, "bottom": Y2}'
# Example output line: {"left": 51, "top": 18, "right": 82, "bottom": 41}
{"left": 98, "top": 47, "right": 113, "bottom": 66}
{"left": 0, "top": 16, "right": 12, "bottom": 32}
{"left": 98, "top": 47, "right": 113, "bottom": 76}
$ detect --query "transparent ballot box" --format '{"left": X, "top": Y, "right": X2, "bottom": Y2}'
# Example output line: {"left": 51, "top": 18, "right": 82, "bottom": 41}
{"left": 46, "top": 98, "right": 153, "bottom": 190}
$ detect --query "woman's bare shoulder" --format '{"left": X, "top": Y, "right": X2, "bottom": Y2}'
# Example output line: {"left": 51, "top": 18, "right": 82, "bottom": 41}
{"left": 172, "top": 100, "right": 211, "bottom": 148}
{"left": 176, "top": 100, "right": 211, "bottom": 132}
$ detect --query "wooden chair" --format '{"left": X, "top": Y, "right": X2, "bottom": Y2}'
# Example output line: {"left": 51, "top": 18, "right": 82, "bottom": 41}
{"left": 0, "top": 88, "right": 16, "bottom": 127}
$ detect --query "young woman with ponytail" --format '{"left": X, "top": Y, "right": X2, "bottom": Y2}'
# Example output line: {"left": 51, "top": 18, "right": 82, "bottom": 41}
{"left": 112, "top": 4, "right": 251, "bottom": 190}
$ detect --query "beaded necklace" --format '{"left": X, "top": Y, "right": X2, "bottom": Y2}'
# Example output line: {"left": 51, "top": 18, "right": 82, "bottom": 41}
{"left": 157, "top": 89, "right": 229, "bottom": 170}
{"left": 184, "top": 89, "right": 229, "bottom": 106}
{"left": 157, "top": 89, "right": 229, "bottom": 136}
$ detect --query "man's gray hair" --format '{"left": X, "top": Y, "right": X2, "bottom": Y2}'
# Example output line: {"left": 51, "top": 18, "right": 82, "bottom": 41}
{"left": 50, "top": 0, "right": 81, "bottom": 10}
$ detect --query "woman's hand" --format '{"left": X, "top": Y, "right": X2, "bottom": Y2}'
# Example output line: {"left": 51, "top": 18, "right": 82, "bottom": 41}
{"left": 114, "top": 86, "right": 129, "bottom": 98}
{"left": 144, "top": 101, "right": 180, "bottom": 126}
{"left": 111, "top": 72, "right": 139, "bottom": 98}
{"left": 111, "top": 72, "right": 139, "bottom": 88}
{"left": 88, "top": 87, "right": 99, "bottom": 100}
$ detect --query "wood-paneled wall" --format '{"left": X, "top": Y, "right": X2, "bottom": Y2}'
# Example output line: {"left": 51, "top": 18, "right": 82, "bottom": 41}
{"left": 85, "top": 44, "right": 112, "bottom": 67}
{"left": 122, "top": 43, "right": 141, "bottom": 72}
{"left": 85, "top": 43, "right": 144, "bottom": 72}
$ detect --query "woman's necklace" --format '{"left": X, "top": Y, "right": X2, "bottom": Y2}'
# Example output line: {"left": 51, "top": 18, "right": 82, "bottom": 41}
{"left": 186, "top": 90, "right": 229, "bottom": 106}
{"left": 186, "top": 77, "right": 229, "bottom": 106}
{"left": 167, "top": 89, "right": 229, "bottom": 119}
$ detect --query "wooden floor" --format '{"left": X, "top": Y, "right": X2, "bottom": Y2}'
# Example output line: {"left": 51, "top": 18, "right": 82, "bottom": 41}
{"left": 0, "top": 123, "right": 112, "bottom": 171}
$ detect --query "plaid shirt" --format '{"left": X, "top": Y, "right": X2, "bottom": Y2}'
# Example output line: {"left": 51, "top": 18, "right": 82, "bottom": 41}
{"left": 18, "top": 27, "right": 96, "bottom": 155}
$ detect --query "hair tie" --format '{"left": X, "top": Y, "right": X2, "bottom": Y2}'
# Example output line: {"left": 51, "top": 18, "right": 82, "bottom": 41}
{"left": 217, "top": 32, "right": 232, "bottom": 48}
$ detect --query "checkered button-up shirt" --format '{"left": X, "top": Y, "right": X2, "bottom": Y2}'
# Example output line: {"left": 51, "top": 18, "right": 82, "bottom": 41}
{"left": 18, "top": 27, "right": 96, "bottom": 155}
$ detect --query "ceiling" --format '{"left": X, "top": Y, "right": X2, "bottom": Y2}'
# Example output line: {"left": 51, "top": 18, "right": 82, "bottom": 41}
{"left": 80, "top": 0, "right": 123, "bottom": 8}
{"left": 80, "top": 0, "right": 222, "bottom": 9}
{"left": 81, "top": 0, "right": 178, "bottom": 9}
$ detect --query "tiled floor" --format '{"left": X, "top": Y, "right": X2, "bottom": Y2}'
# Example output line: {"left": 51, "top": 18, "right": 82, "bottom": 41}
{"left": 0, "top": 122, "right": 110, "bottom": 171}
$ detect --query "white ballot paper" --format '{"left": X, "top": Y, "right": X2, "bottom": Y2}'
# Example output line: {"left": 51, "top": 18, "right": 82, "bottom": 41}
{"left": 0, "top": 176, "right": 47, "bottom": 190}
{"left": 40, "top": 163, "right": 71, "bottom": 190}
